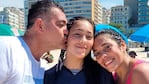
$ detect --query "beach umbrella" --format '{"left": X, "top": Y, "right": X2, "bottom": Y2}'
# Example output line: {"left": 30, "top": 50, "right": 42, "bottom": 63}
{"left": 0, "top": 24, "right": 15, "bottom": 36}
{"left": 18, "top": 29, "right": 24, "bottom": 36}
{"left": 0, "top": 24, "right": 24, "bottom": 36}
{"left": 129, "top": 24, "right": 149, "bottom": 43}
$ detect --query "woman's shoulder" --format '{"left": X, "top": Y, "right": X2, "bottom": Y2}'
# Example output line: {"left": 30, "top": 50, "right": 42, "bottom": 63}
{"left": 131, "top": 60, "right": 149, "bottom": 84}
{"left": 133, "top": 59, "right": 149, "bottom": 70}
{"left": 133, "top": 60, "right": 149, "bottom": 73}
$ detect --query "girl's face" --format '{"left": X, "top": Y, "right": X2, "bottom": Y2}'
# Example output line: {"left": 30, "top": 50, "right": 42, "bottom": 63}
{"left": 93, "top": 34, "right": 126, "bottom": 72}
{"left": 66, "top": 20, "right": 94, "bottom": 59}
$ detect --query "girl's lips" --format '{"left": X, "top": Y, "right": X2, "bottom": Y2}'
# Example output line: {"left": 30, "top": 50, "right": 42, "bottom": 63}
{"left": 77, "top": 45, "right": 87, "bottom": 49}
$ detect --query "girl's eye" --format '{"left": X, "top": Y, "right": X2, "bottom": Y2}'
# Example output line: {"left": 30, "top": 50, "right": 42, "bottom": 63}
{"left": 86, "top": 35, "right": 93, "bottom": 40}
{"left": 72, "top": 33, "right": 81, "bottom": 38}
{"left": 74, "top": 33, "right": 80, "bottom": 36}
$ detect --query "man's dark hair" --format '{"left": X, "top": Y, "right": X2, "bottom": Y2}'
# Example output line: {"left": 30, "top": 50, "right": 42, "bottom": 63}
{"left": 27, "top": 0, "right": 64, "bottom": 29}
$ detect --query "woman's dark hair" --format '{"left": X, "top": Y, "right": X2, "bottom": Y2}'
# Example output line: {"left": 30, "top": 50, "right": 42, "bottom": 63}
{"left": 27, "top": 0, "right": 64, "bottom": 29}
{"left": 95, "top": 29, "right": 124, "bottom": 46}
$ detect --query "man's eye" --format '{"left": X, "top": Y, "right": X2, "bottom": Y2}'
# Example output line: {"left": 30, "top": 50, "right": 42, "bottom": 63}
{"left": 57, "top": 21, "right": 66, "bottom": 27}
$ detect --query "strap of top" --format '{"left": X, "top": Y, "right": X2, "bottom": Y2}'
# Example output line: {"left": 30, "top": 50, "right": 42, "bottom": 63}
{"left": 126, "top": 60, "right": 146, "bottom": 84}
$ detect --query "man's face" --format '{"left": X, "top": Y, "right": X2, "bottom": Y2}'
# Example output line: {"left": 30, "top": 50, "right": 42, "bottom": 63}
{"left": 43, "top": 7, "right": 68, "bottom": 50}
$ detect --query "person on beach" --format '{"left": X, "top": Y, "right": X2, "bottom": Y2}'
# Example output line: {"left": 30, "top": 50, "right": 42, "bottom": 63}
{"left": 44, "top": 17, "right": 114, "bottom": 84}
{"left": 129, "top": 51, "right": 137, "bottom": 58}
{"left": 93, "top": 24, "right": 149, "bottom": 84}
{"left": 0, "top": 1, "right": 67, "bottom": 84}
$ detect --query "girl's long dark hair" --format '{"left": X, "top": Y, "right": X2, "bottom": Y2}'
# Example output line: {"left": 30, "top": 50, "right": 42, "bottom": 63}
{"left": 57, "top": 16, "right": 115, "bottom": 84}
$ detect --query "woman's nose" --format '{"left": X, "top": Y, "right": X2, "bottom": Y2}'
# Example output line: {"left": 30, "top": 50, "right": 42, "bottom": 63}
{"left": 101, "top": 53, "right": 108, "bottom": 59}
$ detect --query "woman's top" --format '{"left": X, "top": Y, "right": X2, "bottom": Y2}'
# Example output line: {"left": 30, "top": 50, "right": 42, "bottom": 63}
{"left": 126, "top": 60, "right": 146, "bottom": 84}
{"left": 113, "top": 60, "right": 147, "bottom": 84}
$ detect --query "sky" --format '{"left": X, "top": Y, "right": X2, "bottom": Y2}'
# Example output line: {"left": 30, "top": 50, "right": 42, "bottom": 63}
{"left": 0, "top": 0, "right": 123, "bottom": 9}
{"left": 100, "top": 0, "right": 123, "bottom": 9}
{"left": 0, "top": 0, "right": 24, "bottom": 8}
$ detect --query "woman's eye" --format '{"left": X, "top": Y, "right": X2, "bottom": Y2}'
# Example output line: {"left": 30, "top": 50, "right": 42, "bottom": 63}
{"left": 104, "top": 45, "right": 111, "bottom": 52}
{"left": 94, "top": 52, "right": 101, "bottom": 57}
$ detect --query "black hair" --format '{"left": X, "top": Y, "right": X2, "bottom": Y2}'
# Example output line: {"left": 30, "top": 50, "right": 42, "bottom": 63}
{"left": 67, "top": 16, "right": 95, "bottom": 33}
{"left": 95, "top": 29, "right": 123, "bottom": 46}
{"left": 27, "top": 0, "right": 64, "bottom": 29}
{"left": 58, "top": 16, "right": 114, "bottom": 84}
{"left": 58, "top": 16, "right": 95, "bottom": 70}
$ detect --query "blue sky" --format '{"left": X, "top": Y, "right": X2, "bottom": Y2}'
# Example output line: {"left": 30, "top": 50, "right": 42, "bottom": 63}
{"left": 100, "top": 0, "right": 123, "bottom": 9}
{"left": 0, "top": 0, "right": 123, "bottom": 9}
{"left": 0, "top": 0, "right": 24, "bottom": 8}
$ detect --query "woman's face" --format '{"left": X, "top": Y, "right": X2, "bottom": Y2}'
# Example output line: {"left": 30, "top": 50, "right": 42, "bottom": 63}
{"left": 93, "top": 34, "right": 126, "bottom": 72}
{"left": 66, "top": 20, "right": 94, "bottom": 59}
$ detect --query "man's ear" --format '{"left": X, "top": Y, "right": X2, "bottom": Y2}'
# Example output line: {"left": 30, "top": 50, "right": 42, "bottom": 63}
{"left": 34, "top": 18, "right": 45, "bottom": 32}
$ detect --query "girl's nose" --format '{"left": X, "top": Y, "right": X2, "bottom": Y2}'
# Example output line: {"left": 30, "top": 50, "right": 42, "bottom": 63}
{"left": 79, "top": 36, "right": 87, "bottom": 44}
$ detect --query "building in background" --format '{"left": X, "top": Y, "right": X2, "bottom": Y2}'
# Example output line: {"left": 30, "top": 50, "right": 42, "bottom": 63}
{"left": 137, "top": 0, "right": 149, "bottom": 25}
{"left": 124, "top": 0, "right": 138, "bottom": 25}
{"left": 124, "top": 0, "right": 149, "bottom": 26}
{"left": 110, "top": 5, "right": 132, "bottom": 34}
{"left": 24, "top": 0, "right": 41, "bottom": 28}
{"left": 102, "top": 7, "right": 111, "bottom": 24}
{"left": 24, "top": 0, "right": 102, "bottom": 26}
{"left": 54, "top": 0, "right": 102, "bottom": 24}
{"left": 0, "top": 7, "right": 25, "bottom": 30}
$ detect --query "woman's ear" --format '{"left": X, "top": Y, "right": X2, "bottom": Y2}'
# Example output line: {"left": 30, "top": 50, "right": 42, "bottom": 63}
{"left": 120, "top": 40, "right": 127, "bottom": 51}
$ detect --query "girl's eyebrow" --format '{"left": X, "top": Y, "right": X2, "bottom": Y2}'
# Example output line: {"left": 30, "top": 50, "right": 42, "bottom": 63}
{"left": 74, "top": 28, "right": 93, "bottom": 34}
